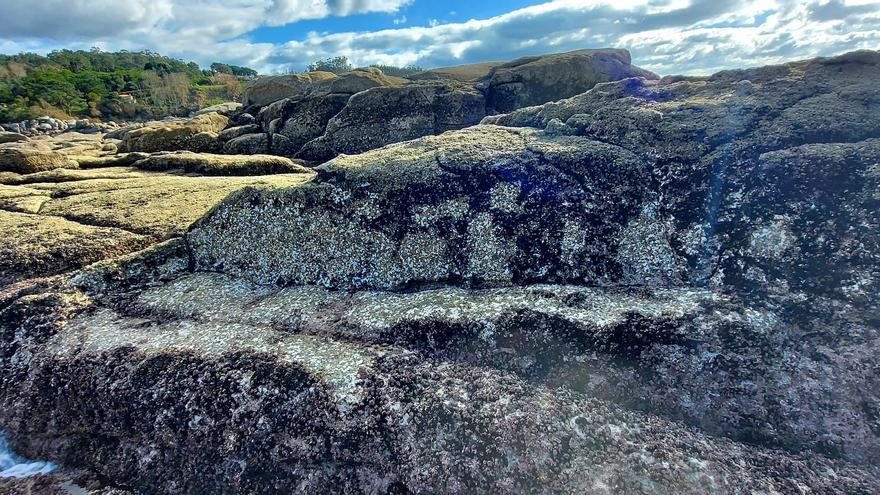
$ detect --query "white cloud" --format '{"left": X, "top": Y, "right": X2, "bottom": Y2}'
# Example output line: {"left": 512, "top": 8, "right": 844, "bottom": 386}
{"left": 0, "top": 0, "right": 173, "bottom": 39}
{"left": 0, "top": 1, "right": 411, "bottom": 51}
{"left": 394, "top": 16, "right": 408, "bottom": 25}
{"left": 0, "top": 0, "right": 878, "bottom": 75}
{"left": 259, "top": 0, "right": 880, "bottom": 74}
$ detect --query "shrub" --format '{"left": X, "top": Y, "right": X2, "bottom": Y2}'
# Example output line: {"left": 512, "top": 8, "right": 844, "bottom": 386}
{"left": 307, "top": 56, "right": 354, "bottom": 74}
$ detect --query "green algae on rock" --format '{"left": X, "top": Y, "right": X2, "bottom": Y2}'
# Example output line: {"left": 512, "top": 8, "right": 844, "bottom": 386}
{"left": 0, "top": 210, "right": 152, "bottom": 285}
{"left": 0, "top": 146, "right": 77, "bottom": 174}
{"left": 131, "top": 151, "right": 313, "bottom": 176}
{"left": 36, "top": 172, "right": 315, "bottom": 239}
{"left": 0, "top": 167, "right": 315, "bottom": 287}
{"left": 117, "top": 112, "right": 229, "bottom": 153}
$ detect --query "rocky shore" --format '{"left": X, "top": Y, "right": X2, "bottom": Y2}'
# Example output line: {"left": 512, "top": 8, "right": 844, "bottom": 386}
{"left": 2, "top": 117, "right": 118, "bottom": 137}
{"left": 0, "top": 49, "right": 878, "bottom": 493}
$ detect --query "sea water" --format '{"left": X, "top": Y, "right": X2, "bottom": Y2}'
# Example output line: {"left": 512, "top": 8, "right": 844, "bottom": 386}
{"left": 0, "top": 432, "right": 55, "bottom": 478}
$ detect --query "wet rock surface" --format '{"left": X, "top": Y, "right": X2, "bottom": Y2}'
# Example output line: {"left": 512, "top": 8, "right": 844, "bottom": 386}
{"left": 0, "top": 50, "right": 879, "bottom": 493}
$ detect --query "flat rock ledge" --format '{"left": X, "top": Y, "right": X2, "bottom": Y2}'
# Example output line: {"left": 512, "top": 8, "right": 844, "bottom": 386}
{"left": 0, "top": 258, "right": 876, "bottom": 493}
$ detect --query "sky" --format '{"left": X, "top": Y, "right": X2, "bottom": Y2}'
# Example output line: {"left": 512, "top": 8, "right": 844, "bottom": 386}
{"left": 0, "top": 0, "right": 878, "bottom": 76}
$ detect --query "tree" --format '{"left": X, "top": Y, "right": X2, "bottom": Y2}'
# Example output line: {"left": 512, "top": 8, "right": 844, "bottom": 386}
{"left": 211, "top": 62, "right": 232, "bottom": 74}
{"left": 231, "top": 66, "right": 258, "bottom": 78}
{"left": 307, "top": 56, "right": 353, "bottom": 74}
{"left": 0, "top": 48, "right": 226, "bottom": 121}
{"left": 20, "top": 69, "right": 85, "bottom": 115}
{"left": 143, "top": 71, "right": 191, "bottom": 115}
{"left": 369, "top": 64, "right": 424, "bottom": 77}
{"left": 211, "top": 62, "right": 258, "bottom": 78}
{"left": 212, "top": 73, "right": 243, "bottom": 101}
{"left": 72, "top": 72, "right": 108, "bottom": 99}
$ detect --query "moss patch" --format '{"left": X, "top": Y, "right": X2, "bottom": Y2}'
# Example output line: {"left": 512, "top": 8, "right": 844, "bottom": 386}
{"left": 118, "top": 112, "right": 229, "bottom": 153}
{"left": 0, "top": 209, "right": 152, "bottom": 285}
{"left": 132, "top": 151, "right": 313, "bottom": 176}
{"left": 0, "top": 145, "right": 77, "bottom": 174}
{"left": 0, "top": 166, "right": 152, "bottom": 186}
{"left": 38, "top": 173, "right": 315, "bottom": 238}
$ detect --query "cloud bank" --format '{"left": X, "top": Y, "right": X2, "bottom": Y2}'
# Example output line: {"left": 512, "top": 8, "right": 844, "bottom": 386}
{"left": 0, "top": 0, "right": 878, "bottom": 75}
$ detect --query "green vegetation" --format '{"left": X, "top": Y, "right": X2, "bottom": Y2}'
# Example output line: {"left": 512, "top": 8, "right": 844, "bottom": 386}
{"left": 307, "top": 56, "right": 354, "bottom": 74}
{"left": 307, "top": 56, "right": 423, "bottom": 77}
{"left": 0, "top": 48, "right": 429, "bottom": 123}
{"left": 0, "top": 48, "right": 257, "bottom": 122}
{"left": 367, "top": 64, "right": 424, "bottom": 77}
{"left": 210, "top": 63, "right": 258, "bottom": 79}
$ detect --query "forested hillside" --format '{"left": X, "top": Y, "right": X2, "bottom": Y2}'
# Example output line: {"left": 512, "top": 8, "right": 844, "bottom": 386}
{"left": 0, "top": 49, "right": 257, "bottom": 122}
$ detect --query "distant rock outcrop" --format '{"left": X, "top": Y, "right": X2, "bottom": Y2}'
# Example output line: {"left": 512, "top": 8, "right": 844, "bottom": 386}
{"left": 478, "top": 48, "right": 659, "bottom": 112}
{"left": 193, "top": 101, "right": 242, "bottom": 116}
{"left": 225, "top": 48, "right": 656, "bottom": 163}
{"left": 132, "top": 151, "right": 312, "bottom": 176}
{"left": 296, "top": 80, "right": 487, "bottom": 161}
{"left": 242, "top": 71, "right": 337, "bottom": 106}
{"left": 104, "top": 49, "right": 656, "bottom": 162}
{"left": 408, "top": 61, "right": 502, "bottom": 82}
{"left": 0, "top": 131, "right": 28, "bottom": 144}
{"left": 117, "top": 112, "right": 229, "bottom": 153}
{"left": 0, "top": 145, "right": 77, "bottom": 174}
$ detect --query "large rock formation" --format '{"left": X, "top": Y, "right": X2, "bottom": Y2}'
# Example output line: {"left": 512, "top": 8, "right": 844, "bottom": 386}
{"left": 296, "top": 81, "right": 487, "bottom": 161}
{"left": 478, "top": 48, "right": 658, "bottom": 113}
{"left": 117, "top": 112, "right": 229, "bottom": 153}
{"left": 242, "top": 71, "right": 337, "bottom": 107}
{"left": 191, "top": 126, "right": 653, "bottom": 288}
{"left": 224, "top": 49, "right": 656, "bottom": 163}
{"left": 0, "top": 51, "right": 878, "bottom": 493}
{"left": 484, "top": 50, "right": 880, "bottom": 304}
{"left": 0, "top": 145, "right": 77, "bottom": 174}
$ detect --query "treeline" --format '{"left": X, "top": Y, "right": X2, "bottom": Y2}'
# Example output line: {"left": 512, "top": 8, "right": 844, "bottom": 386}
{"left": 0, "top": 48, "right": 431, "bottom": 123}
{"left": 307, "top": 56, "right": 423, "bottom": 77}
{"left": 0, "top": 48, "right": 257, "bottom": 122}
{"left": 210, "top": 63, "right": 258, "bottom": 78}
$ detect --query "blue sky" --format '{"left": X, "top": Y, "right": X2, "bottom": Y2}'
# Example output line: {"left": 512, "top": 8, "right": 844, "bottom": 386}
{"left": 0, "top": 1, "right": 878, "bottom": 76}
{"left": 248, "top": 1, "right": 546, "bottom": 45}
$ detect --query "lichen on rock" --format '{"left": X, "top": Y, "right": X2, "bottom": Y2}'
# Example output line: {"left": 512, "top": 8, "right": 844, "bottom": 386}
{"left": 188, "top": 126, "right": 652, "bottom": 289}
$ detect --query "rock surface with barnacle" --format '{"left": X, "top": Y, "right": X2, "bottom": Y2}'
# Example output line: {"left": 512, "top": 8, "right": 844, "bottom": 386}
{"left": 0, "top": 50, "right": 879, "bottom": 493}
